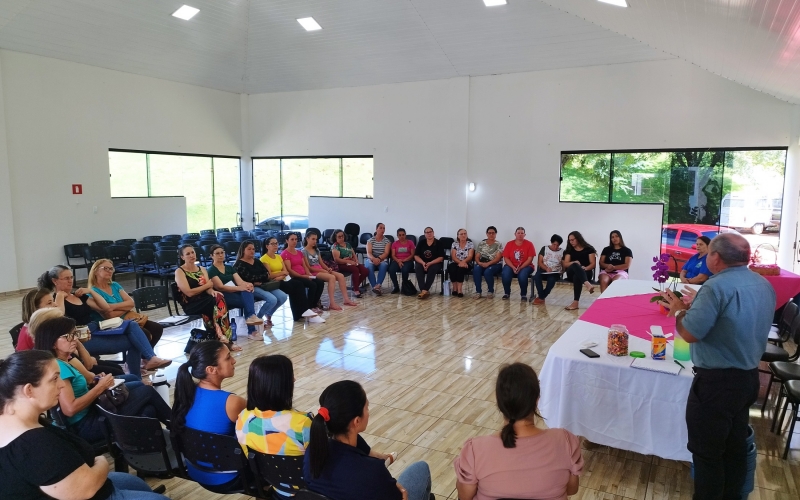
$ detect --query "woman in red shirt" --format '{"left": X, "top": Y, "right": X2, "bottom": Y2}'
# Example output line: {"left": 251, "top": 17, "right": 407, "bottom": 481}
{"left": 501, "top": 227, "right": 535, "bottom": 301}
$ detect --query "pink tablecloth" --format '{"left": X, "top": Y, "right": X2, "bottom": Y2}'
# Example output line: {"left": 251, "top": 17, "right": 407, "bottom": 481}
{"left": 579, "top": 293, "right": 676, "bottom": 341}
{"left": 762, "top": 268, "right": 800, "bottom": 310}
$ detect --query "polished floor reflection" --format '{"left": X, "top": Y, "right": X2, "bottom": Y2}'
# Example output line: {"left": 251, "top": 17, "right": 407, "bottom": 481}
{"left": 0, "top": 276, "right": 797, "bottom": 499}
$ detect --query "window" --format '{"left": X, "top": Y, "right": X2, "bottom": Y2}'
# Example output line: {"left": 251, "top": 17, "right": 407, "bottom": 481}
{"left": 108, "top": 150, "right": 240, "bottom": 232}
{"left": 662, "top": 228, "right": 677, "bottom": 246}
{"left": 252, "top": 157, "right": 373, "bottom": 229}
{"left": 678, "top": 231, "right": 699, "bottom": 249}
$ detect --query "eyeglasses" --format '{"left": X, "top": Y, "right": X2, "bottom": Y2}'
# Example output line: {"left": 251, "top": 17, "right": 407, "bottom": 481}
{"left": 268, "top": 242, "right": 278, "bottom": 246}
{"left": 60, "top": 331, "right": 78, "bottom": 341}
{"left": 99, "top": 266, "right": 115, "bottom": 272}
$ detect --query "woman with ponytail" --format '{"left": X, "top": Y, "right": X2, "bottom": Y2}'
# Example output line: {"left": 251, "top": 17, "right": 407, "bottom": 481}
{"left": 171, "top": 341, "right": 246, "bottom": 491}
{"left": 303, "top": 380, "right": 433, "bottom": 500}
{"left": 453, "top": 363, "right": 582, "bottom": 500}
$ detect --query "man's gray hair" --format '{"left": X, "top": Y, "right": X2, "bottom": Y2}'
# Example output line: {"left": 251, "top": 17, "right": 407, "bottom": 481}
{"left": 709, "top": 233, "right": 750, "bottom": 266}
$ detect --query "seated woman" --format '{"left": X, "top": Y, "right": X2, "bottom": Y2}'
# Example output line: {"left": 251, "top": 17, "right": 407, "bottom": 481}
{"left": 236, "top": 355, "right": 312, "bottom": 459}
{"left": 16, "top": 288, "right": 56, "bottom": 352}
{"left": 680, "top": 235, "right": 712, "bottom": 285}
{"left": 331, "top": 230, "right": 369, "bottom": 298}
{"left": 18, "top": 307, "right": 62, "bottom": 352}
{"left": 260, "top": 237, "right": 317, "bottom": 322}
{"left": 281, "top": 233, "right": 325, "bottom": 312}
{"left": 174, "top": 245, "right": 240, "bottom": 352}
{"left": 172, "top": 341, "right": 246, "bottom": 492}
{"left": 34, "top": 316, "right": 171, "bottom": 444}
{"left": 599, "top": 230, "right": 633, "bottom": 293}
{"left": 365, "top": 223, "right": 391, "bottom": 295}
{"left": 234, "top": 241, "right": 288, "bottom": 327}
{"left": 302, "top": 233, "right": 357, "bottom": 310}
{"left": 207, "top": 244, "right": 263, "bottom": 339}
{"left": 87, "top": 260, "right": 163, "bottom": 347}
{"left": 533, "top": 234, "right": 565, "bottom": 305}
{"left": 501, "top": 227, "right": 536, "bottom": 301}
{"left": 563, "top": 231, "right": 597, "bottom": 311}
{"left": 0, "top": 350, "right": 168, "bottom": 500}
{"left": 472, "top": 226, "right": 503, "bottom": 299}
{"left": 40, "top": 265, "right": 171, "bottom": 377}
{"left": 414, "top": 227, "right": 445, "bottom": 300}
{"left": 304, "top": 380, "right": 432, "bottom": 500}
{"left": 388, "top": 228, "right": 416, "bottom": 294}
{"left": 448, "top": 229, "right": 474, "bottom": 298}
{"left": 453, "top": 363, "right": 582, "bottom": 500}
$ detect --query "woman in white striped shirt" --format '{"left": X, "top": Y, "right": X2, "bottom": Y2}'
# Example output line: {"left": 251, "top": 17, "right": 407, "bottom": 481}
{"left": 365, "top": 223, "right": 391, "bottom": 296}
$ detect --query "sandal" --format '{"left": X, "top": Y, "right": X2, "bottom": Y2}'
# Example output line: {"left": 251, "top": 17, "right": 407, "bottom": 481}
{"left": 229, "top": 343, "right": 243, "bottom": 352}
{"left": 474, "top": 294, "right": 482, "bottom": 299}
{"left": 564, "top": 304, "right": 579, "bottom": 311}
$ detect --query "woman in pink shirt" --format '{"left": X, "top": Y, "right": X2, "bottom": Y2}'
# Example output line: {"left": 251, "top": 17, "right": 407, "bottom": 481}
{"left": 387, "top": 228, "right": 416, "bottom": 294}
{"left": 454, "top": 363, "right": 582, "bottom": 500}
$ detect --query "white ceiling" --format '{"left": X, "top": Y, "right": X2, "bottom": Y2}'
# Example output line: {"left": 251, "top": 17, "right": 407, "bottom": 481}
{"left": 0, "top": 1, "right": 798, "bottom": 104}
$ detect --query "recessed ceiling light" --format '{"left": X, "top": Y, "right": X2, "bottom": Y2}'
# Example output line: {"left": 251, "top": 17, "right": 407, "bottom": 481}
{"left": 297, "top": 17, "right": 322, "bottom": 31}
{"left": 598, "top": 0, "right": 628, "bottom": 6}
{"left": 172, "top": 5, "right": 199, "bottom": 20}
{"left": 483, "top": 0, "right": 507, "bottom": 6}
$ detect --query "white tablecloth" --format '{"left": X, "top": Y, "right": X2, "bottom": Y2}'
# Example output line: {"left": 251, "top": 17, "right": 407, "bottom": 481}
{"left": 538, "top": 280, "right": 695, "bottom": 461}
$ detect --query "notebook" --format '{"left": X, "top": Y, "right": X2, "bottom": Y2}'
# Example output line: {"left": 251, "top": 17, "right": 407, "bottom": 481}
{"left": 630, "top": 357, "right": 682, "bottom": 375}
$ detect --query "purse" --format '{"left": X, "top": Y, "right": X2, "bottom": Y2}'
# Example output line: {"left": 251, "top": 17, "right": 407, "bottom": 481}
{"left": 122, "top": 310, "right": 149, "bottom": 328}
{"left": 96, "top": 382, "right": 129, "bottom": 413}
{"left": 184, "top": 327, "right": 218, "bottom": 353}
{"left": 259, "top": 281, "right": 281, "bottom": 292}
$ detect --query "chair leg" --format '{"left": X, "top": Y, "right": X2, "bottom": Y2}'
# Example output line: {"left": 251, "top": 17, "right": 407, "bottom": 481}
{"left": 772, "top": 385, "right": 785, "bottom": 433}
{"left": 762, "top": 373, "right": 776, "bottom": 417}
{"left": 776, "top": 389, "right": 790, "bottom": 434}
{"left": 783, "top": 402, "right": 798, "bottom": 460}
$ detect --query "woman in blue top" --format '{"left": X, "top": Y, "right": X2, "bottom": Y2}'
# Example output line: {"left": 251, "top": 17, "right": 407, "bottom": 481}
{"left": 171, "top": 341, "right": 246, "bottom": 492}
{"left": 680, "top": 235, "right": 713, "bottom": 285}
{"left": 304, "top": 380, "right": 433, "bottom": 500}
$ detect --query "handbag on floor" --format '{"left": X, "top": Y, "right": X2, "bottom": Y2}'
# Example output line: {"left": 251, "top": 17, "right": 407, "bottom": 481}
{"left": 183, "top": 327, "right": 218, "bottom": 354}
{"left": 401, "top": 279, "right": 417, "bottom": 296}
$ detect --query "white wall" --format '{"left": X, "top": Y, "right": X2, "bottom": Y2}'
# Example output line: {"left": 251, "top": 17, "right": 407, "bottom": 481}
{"left": 254, "top": 58, "right": 794, "bottom": 279}
{"left": 0, "top": 50, "right": 242, "bottom": 290}
{"left": 0, "top": 58, "right": 20, "bottom": 292}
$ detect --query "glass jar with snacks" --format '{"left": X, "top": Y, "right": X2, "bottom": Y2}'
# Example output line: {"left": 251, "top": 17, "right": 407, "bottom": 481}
{"left": 607, "top": 324, "right": 629, "bottom": 357}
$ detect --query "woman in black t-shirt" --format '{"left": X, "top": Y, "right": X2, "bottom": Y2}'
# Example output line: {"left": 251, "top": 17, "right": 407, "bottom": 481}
{"left": 563, "top": 231, "right": 597, "bottom": 311}
{"left": 599, "top": 230, "right": 633, "bottom": 293}
{"left": 0, "top": 350, "right": 168, "bottom": 500}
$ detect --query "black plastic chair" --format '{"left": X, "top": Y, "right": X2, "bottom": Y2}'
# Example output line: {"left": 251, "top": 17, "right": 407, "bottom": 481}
{"left": 775, "top": 380, "right": 800, "bottom": 459}
{"left": 171, "top": 427, "right": 264, "bottom": 497}
{"left": 91, "top": 240, "right": 114, "bottom": 247}
{"left": 142, "top": 236, "right": 163, "bottom": 243}
{"left": 154, "top": 251, "right": 179, "bottom": 282}
{"left": 407, "top": 234, "right": 417, "bottom": 245}
{"left": 115, "top": 238, "right": 137, "bottom": 247}
{"left": 231, "top": 226, "right": 244, "bottom": 232}
{"left": 322, "top": 229, "right": 336, "bottom": 244}
{"left": 770, "top": 301, "right": 799, "bottom": 347}
{"left": 48, "top": 406, "right": 125, "bottom": 470}
{"left": 105, "top": 245, "right": 134, "bottom": 273}
{"left": 182, "top": 232, "right": 201, "bottom": 240}
{"left": 194, "top": 245, "right": 210, "bottom": 266}
{"left": 224, "top": 241, "right": 241, "bottom": 262}
{"left": 767, "top": 317, "right": 800, "bottom": 429}
{"left": 131, "top": 285, "right": 173, "bottom": 317}
{"left": 131, "top": 249, "right": 159, "bottom": 288}
{"left": 216, "top": 228, "right": 230, "bottom": 235}
{"left": 96, "top": 405, "right": 179, "bottom": 478}
{"left": 9, "top": 322, "right": 23, "bottom": 349}
{"left": 343, "top": 222, "right": 360, "bottom": 240}
{"left": 83, "top": 245, "right": 107, "bottom": 266}
{"left": 248, "top": 452, "right": 306, "bottom": 497}
{"left": 162, "top": 234, "right": 182, "bottom": 242}
{"left": 64, "top": 243, "right": 90, "bottom": 276}
{"left": 132, "top": 242, "right": 156, "bottom": 251}
{"left": 200, "top": 229, "right": 215, "bottom": 236}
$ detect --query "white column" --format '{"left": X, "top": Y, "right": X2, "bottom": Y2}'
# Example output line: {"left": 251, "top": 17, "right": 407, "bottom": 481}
{"left": 779, "top": 104, "right": 800, "bottom": 271}
{"left": 239, "top": 93, "right": 254, "bottom": 230}
{"left": 0, "top": 53, "right": 20, "bottom": 292}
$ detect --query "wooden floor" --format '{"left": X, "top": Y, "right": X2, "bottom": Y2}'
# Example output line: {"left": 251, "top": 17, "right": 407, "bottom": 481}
{"left": 1, "top": 274, "right": 798, "bottom": 499}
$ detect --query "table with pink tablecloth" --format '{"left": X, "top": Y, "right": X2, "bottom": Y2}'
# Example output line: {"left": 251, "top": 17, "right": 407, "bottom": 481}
{"left": 761, "top": 268, "right": 800, "bottom": 310}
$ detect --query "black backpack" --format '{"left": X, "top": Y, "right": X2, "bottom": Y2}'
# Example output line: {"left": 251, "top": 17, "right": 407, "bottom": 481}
{"left": 401, "top": 279, "right": 417, "bottom": 296}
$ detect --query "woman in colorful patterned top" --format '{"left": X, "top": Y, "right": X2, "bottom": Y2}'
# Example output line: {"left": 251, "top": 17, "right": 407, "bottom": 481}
{"left": 331, "top": 230, "right": 369, "bottom": 298}
{"left": 472, "top": 226, "right": 504, "bottom": 299}
{"left": 447, "top": 229, "right": 474, "bottom": 297}
{"left": 236, "top": 355, "right": 312, "bottom": 459}
{"left": 174, "top": 245, "right": 240, "bottom": 351}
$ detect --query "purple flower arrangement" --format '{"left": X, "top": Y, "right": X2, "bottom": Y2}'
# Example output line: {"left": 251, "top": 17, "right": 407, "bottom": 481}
{"left": 650, "top": 253, "right": 682, "bottom": 304}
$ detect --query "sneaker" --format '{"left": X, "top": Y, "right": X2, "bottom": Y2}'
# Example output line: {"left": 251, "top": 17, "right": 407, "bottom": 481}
{"left": 245, "top": 315, "right": 264, "bottom": 326}
{"left": 533, "top": 297, "right": 545, "bottom": 305}
{"left": 473, "top": 293, "right": 482, "bottom": 299}
{"left": 308, "top": 316, "right": 326, "bottom": 323}
{"left": 391, "top": 287, "right": 400, "bottom": 294}
{"left": 373, "top": 287, "right": 382, "bottom": 296}
{"left": 302, "top": 309, "right": 318, "bottom": 318}
{"left": 502, "top": 294, "right": 510, "bottom": 300}
{"left": 487, "top": 292, "right": 494, "bottom": 298}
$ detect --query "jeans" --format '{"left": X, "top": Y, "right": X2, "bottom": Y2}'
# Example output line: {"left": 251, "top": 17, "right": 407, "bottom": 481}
{"left": 365, "top": 260, "right": 389, "bottom": 288}
{"left": 566, "top": 262, "right": 593, "bottom": 301}
{"left": 396, "top": 461, "right": 432, "bottom": 500}
{"left": 415, "top": 262, "right": 443, "bottom": 292}
{"left": 501, "top": 265, "right": 533, "bottom": 296}
{"left": 84, "top": 322, "right": 156, "bottom": 380}
{"left": 388, "top": 260, "right": 414, "bottom": 289}
{"left": 222, "top": 290, "right": 257, "bottom": 333}
{"left": 107, "top": 472, "right": 169, "bottom": 500}
{"left": 473, "top": 263, "right": 502, "bottom": 294}
{"left": 533, "top": 268, "right": 560, "bottom": 299}
{"left": 252, "top": 287, "right": 288, "bottom": 317}
{"left": 687, "top": 368, "right": 759, "bottom": 500}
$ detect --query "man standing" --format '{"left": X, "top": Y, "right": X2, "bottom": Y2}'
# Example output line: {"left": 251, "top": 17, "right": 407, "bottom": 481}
{"left": 662, "top": 233, "right": 774, "bottom": 500}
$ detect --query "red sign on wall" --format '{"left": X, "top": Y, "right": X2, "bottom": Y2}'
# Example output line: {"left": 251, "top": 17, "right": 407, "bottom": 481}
{"left": 72, "top": 184, "right": 82, "bottom": 195}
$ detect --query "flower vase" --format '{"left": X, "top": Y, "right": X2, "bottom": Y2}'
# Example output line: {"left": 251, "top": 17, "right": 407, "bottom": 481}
{"left": 658, "top": 302, "right": 669, "bottom": 316}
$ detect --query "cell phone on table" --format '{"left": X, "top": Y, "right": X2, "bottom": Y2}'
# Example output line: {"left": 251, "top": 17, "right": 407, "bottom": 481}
{"left": 580, "top": 348, "right": 600, "bottom": 358}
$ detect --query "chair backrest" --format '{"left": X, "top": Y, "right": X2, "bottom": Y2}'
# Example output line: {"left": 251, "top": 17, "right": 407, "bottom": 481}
{"left": 216, "top": 227, "right": 230, "bottom": 233}
{"left": 105, "top": 245, "right": 131, "bottom": 263}
{"left": 343, "top": 223, "right": 360, "bottom": 237}
{"left": 91, "top": 240, "right": 113, "bottom": 247}
{"left": 182, "top": 232, "right": 200, "bottom": 239}
{"left": 306, "top": 227, "right": 322, "bottom": 239}
{"left": 172, "top": 427, "right": 248, "bottom": 477}
{"left": 9, "top": 322, "right": 23, "bottom": 348}
{"left": 169, "top": 282, "right": 185, "bottom": 314}
{"left": 132, "top": 242, "right": 156, "bottom": 251}
{"left": 142, "top": 235, "right": 162, "bottom": 243}
{"left": 200, "top": 229, "right": 215, "bottom": 235}
{"left": 231, "top": 226, "right": 244, "bottom": 232}
{"left": 407, "top": 234, "right": 417, "bottom": 245}
{"left": 385, "top": 234, "right": 395, "bottom": 244}
{"left": 131, "top": 286, "right": 170, "bottom": 312}
{"left": 83, "top": 245, "right": 107, "bottom": 264}
{"left": 131, "top": 248, "right": 156, "bottom": 266}
{"left": 162, "top": 234, "right": 182, "bottom": 241}
{"left": 778, "top": 301, "right": 799, "bottom": 341}
{"left": 224, "top": 241, "right": 241, "bottom": 257}
{"left": 96, "top": 405, "right": 175, "bottom": 476}
{"left": 115, "top": 238, "right": 137, "bottom": 247}
{"left": 439, "top": 237, "right": 455, "bottom": 254}
{"left": 359, "top": 233, "right": 372, "bottom": 245}
{"left": 64, "top": 243, "right": 89, "bottom": 259}
{"left": 155, "top": 250, "right": 179, "bottom": 269}
{"left": 789, "top": 314, "right": 800, "bottom": 357}
{"left": 235, "top": 230, "right": 251, "bottom": 239}
{"left": 248, "top": 452, "right": 307, "bottom": 496}
{"left": 322, "top": 229, "right": 336, "bottom": 242}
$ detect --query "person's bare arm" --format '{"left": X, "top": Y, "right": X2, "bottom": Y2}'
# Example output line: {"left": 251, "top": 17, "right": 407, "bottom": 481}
{"left": 108, "top": 289, "right": 136, "bottom": 311}
{"left": 174, "top": 268, "right": 213, "bottom": 297}
{"left": 69, "top": 357, "right": 95, "bottom": 385}
{"left": 455, "top": 482, "right": 478, "bottom": 500}
{"left": 617, "top": 256, "right": 632, "bottom": 271}
{"left": 40, "top": 456, "right": 111, "bottom": 500}
{"left": 225, "top": 394, "right": 247, "bottom": 422}
{"left": 58, "top": 374, "right": 115, "bottom": 417}
{"left": 538, "top": 254, "right": 550, "bottom": 272}
{"left": 566, "top": 474, "right": 580, "bottom": 496}
{"left": 586, "top": 254, "right": 597, "bottom": 271}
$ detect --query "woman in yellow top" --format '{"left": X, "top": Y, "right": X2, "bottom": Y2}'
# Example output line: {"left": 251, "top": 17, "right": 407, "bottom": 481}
{"left": 236, "top": 355, "right": 312, "bottom": 458}
{"left": 259, "top": 237, "right": 317, "bottom": 322}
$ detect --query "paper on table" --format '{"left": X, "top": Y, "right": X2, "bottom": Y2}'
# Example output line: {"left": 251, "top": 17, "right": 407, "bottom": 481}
{"left": 630, "top": 357, "right": 682, "bottom": 375}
